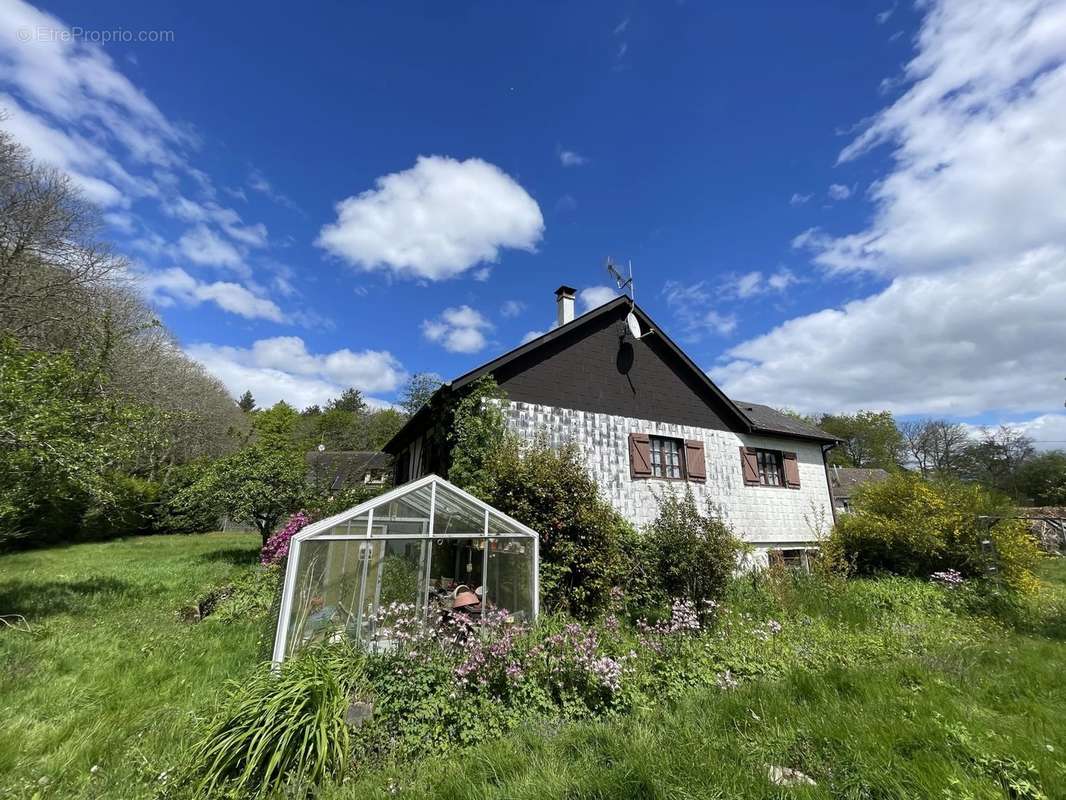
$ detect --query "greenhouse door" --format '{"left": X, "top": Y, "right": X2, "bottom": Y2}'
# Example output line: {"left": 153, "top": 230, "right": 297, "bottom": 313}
{"left": 355, "top": 538, "right": 431, "bottom": 639}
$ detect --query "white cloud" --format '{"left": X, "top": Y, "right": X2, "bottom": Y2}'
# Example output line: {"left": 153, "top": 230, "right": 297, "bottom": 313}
{"left": 997, "top": 414, "right": 1066, "bottom": 452}
{"left": 162, "top": 196, "right": 269, "bottom": 248}
{"left": 876, "top": 2, "right": 897, "bottom": 25}
{"left": 559, "top": 149, "right": 587, "bottom": 167}
{"left": 247, "top": 167, "right": 299, "bottom": 211}
{"left": 139, "top": 267, "right": 285, "bottom": 322}
{"left": 520, "top": 329, "right": 545, "bottom": 345}
{"left": 789, "top": 192, "right": 812, "bottom": 206}
{"left": 178, "top": 225, "right": 246, "bottom": 272}
{"left": 662, "top": 281, "right": 737, "bottom": 339}
{"left": 422, "top": 305, "right": 493, "bottom": 353}
{"left": 501, "top": 300, "right": 526, "bottom": 318}
{"left": 718, "top": 0, "right": 1066, "bottom": 427}
{"left": 316, "top": 155, "right": 544, "bottom": 281}
{"left": 827, "top": 183, "right": 852, "bottom": 201}
{"left": 721, "top": 269, "right": 799, "bottom": 299}
{"left": 578, "top": 285, "right": 618, "bottom": 312}
{"left": 186, "top": 337, "right": 406, "bottom": 409}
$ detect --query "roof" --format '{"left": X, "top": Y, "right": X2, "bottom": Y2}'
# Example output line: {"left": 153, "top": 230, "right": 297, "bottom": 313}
{"left": 734, "top": 401, "right": 836, "bottom": 441}
{"left": 827, "top": 467, "right": 892, "bottom": 497}
{"left": 305, "top": 450, "right": 393, "bottom": 485}
{"left": 384, "top": 296, "right": 839, "bottom": 450}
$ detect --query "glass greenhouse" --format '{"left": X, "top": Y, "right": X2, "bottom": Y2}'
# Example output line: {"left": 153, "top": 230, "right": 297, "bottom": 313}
{"left": 271, "top": 474, "right": 539, "bottom": 663}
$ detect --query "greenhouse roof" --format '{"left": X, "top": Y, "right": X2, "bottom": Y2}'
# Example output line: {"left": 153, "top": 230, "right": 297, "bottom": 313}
{"left": 294, "top": 473, "right": 539, "bottom": 542}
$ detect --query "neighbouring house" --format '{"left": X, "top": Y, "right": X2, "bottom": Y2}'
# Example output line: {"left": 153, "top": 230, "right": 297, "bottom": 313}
{"left": 306, "top": 450, "right": 393, "bottom": 491}
{"left": 826, "top": 466, "right": 892, "bottom": 512}
{"left": 383, "top": 286, "right": 840, "bottom": 566}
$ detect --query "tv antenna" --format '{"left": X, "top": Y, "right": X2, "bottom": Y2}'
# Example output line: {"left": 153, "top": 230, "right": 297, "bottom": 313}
{"left": 606, "top": 257, "right": 634, "bottom": 300}
{"left": 606, "top": 257, "right": 654, "bottom": 340}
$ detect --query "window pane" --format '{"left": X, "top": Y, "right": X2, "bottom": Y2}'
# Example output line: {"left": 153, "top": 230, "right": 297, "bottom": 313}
{"left": 433, "top": 483, "right": 486, "bottom": 536}
{"left": 425, "top": 538, "right": 485, "bottom": 620}
{"left": 487, "top": 511, "right": 522, "bottom": 535}
{"left": 317, "top": 514, "right": 369, "bottom": 537}
{"left": 285, "top": 540, "right": 367, "bottom": 658}
{"left": 485, "top": 538, "right": 535, "bottom": 622}
{"left": 374, "top": 484, "right": 432, "bottom": 534}
{"left": 650, "top": 438, "right": 663, "bottom": 477}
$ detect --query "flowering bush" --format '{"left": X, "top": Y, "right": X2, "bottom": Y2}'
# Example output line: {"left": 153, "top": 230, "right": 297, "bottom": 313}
{"left": 931, "top": 569, "right": 965, "bottom": 588}
{"left": 259, "top": 510, "right": 312, "bottom": 565}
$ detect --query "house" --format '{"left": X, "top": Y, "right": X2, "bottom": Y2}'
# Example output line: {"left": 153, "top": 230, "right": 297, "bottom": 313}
{"left": 306, "top": 450, "right": 393, "bottom": 490}
{"left": 826, "top": 466, "right": 891, "bottom": 512}
{"left": 383, "top": 286, "right": 839, "bottom": 566}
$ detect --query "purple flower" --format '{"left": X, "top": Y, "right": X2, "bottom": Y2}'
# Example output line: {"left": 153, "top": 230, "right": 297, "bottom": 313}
{"left": 259, "top": 511, "right": 312, "bottom": 565}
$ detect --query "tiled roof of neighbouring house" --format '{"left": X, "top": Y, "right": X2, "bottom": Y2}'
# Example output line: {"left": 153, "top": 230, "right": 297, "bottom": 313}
{"left": 827, "top": 467, "right": 892, "bottom": 497}
{"left": 306, "top": 451, "right": 393, "bottom": 487}
{"left": 733, "top": 401, "right": 837, "bottom": 442}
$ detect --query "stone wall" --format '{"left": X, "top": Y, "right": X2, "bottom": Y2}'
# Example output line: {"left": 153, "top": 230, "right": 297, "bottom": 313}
{"left": 499, "top": 400, "right": 834, "bottom": 560}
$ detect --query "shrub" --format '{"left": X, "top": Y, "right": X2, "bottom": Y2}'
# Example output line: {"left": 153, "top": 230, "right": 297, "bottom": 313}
{"left": 261, "top": 510, "right": 312, "bottom": 566}
{"left": 79, "top": 473, "right": 161, "bottom": 539}
{"left": 189, "top": 643, "right": 368, "bottom": 797}
{"left": 482, "top": 437, "right": 639, "bottom": 617}
{"left": 156, "top": 460, "right": 224, "bottom": 534}
{"left": 829, "top": 473, "right": 1039, "bottom": 591}
{"left": 645, "top": 488, "right": 743, "bottom": 621}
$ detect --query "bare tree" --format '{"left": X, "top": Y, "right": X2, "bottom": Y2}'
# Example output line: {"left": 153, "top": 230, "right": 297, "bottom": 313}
{"left": 900, "top": 419, "right": 971, "bottom": 477}
{"left": 0, "top": 126, "right": 126, "bottom": 353}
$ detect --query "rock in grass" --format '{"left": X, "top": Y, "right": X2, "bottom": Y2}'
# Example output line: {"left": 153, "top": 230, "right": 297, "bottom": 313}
{"left": 346, "top": 700, "right": 374, "bottom": 728}
{"left": 767, "top": 765, "right": 817, "bottom": 787}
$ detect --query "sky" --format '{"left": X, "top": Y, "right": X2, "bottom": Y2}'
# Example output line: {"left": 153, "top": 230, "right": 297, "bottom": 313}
{"left": 1, "top": 0, "right": 1065, "bottom": 446}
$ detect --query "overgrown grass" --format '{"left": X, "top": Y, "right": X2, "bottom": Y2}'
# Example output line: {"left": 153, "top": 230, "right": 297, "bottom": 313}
{"left": 3, "top": 535, "right": 1066, "bottom": 799}
{"left": 0, "top": 533, "right": 268, "bottom": 800}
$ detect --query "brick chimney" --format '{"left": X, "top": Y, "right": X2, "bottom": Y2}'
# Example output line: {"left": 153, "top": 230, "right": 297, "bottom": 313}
{"left": 555, "top": 285, "right": 576, "bottom": 326}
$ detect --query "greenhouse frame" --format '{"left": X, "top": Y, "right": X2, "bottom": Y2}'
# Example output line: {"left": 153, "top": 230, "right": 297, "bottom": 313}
{"left": 271, "top": 474, "right": 539, "bottom": 663}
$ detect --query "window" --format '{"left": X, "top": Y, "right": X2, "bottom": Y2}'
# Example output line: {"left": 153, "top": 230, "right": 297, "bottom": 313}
{"left": 649, "top": 436, "right": 685, "bottom": 479}
{"left": 768, "top": 548, "right": 817, "bottom": 572}
{"left": 756, "top": 449, "right": 784, "bottom": 487}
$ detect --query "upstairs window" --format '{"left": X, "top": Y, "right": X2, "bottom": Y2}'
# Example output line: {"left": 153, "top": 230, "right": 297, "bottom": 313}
{"left": 650, "top": 436, "right": 685, "bottom": 479}
{"left": 756, "top": 449, "right": 784, "bottom": 486}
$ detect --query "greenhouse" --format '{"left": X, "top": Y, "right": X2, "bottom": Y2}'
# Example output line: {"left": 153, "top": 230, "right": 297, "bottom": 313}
{"left": 271, "top": 474, "right": 539, "bottom": 663}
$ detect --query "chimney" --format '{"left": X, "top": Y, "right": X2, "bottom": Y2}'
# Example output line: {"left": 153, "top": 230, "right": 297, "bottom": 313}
{"left": 555, "top": 285, "right": 576, "bottom": 326}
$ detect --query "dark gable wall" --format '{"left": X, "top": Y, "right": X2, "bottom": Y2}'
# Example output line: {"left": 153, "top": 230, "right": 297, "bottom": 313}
{"left": 492, "top": 304, "right": 741, "bottom": 432}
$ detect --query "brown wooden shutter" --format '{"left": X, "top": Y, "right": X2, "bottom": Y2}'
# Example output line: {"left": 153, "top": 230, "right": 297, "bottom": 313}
{"left": 629, "top": 433, "right": 652, "bottom": 478}
{"left": 783, "top": 451, "right": 801, "bottom": 489}
{"left": 684, "top": 439, "right": 706, "bottom": 482}
{"left": 740, "top": 447, "right": 760, "bottom": 486}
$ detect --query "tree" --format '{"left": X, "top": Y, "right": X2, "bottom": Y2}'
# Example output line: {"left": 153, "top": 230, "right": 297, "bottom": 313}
{"left": 326, "top": 387, "right": 367, "bottom": 416}
{"left": 237, "top": 391, "right": 256, "bottom": 413}
{"left": 399, "top": 372, "right": 444, "bottom": 417}
{"left": 193, "top": 446, "right": 308, "bottom": 545}
{"left": 366, "top": 408, "right": 405, "bottom": 449}
{"left": 819, "top": 411, "right": 904, "bottom": 470}
{"left": 252, "top": 402, "right": 301, "bottom": 451}
{"left": 1013, "top": 451, "right": 1066, "bottom": 506}
{"left": 899, "top": 419, "right": 970, "bottom": 477}
{"left": 959, "top": 426, "right": 1036, "bottom": 497}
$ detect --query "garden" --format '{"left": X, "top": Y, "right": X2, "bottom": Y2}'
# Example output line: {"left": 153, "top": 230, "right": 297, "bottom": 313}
{"left": 2, "top": 432, "right": 1064, "bottom": 800}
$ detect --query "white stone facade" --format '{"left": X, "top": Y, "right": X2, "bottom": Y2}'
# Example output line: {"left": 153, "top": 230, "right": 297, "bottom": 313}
{"left": 499, "top": 400, "right": 834, "bottom": 559}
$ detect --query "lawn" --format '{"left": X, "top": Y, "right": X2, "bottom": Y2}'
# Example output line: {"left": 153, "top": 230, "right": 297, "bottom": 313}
{"left": 0, "top": 533, "right": 268, "bottom": 800}
{"left": 2, "top": 534, "right": 1065, "bottom": 799}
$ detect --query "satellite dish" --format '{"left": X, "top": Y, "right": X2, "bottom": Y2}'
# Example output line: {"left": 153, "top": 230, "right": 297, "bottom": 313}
{"left": 317, "top": 443, "right": 326, "bottom": 452}
{"left": 625, "top": 311, "right": 655, "bottom": 340}
{"left": 626, "top": 312, "right": 641, "bottom": 339}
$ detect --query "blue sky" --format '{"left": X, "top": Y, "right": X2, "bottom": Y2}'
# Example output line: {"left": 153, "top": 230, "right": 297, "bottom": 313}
{"left": 2, "top": 0, "right": 1065, "bottom": 446}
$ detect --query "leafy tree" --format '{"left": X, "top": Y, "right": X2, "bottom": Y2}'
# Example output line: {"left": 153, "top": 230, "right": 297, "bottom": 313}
{"left": 367, "top": 408, "right": 405, "bottom": 449}
{"left": 0, "top": 338, "right": 146, "bottom": 545}
{"left": 819, "top": 411, "right": 904, "bottom": 470}
{"left": 237, "top": 390, "right": 256, "bottom": 413}
{"left": 1012, "top": 451, "right": 1066, "bottom": 506}
{"left": 959, "top": 426, "right": 1036, "bottom": 497}
{"left": 252, "top": 401, "right": 301, "bottom": 451}
{"left": 446, "top": 377, "right": 507, "bottom": 495}
{"left": 399, "top": 372, "right": 444, "bottom": 417}
{"left": 192, "top": 446, "right": 308, "bottom": 545}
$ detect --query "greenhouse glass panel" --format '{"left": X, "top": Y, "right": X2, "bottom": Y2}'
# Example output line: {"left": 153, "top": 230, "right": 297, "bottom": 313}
{"left": 273, "top": 475, "right": 539, "bottom": 663}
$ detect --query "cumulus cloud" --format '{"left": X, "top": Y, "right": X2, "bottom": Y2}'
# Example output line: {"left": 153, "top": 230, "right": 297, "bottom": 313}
{"left": 578, "top": 285, "right": 618, "bottom": 312}
{"left": 422, "top": 305, "right": 493, "bottom": 353}
{"left": 316, "top": 156, "right": 544, "bottom": 281}
{"left": 520, "top": 329, "right": 546, "bottom": 345}
{"left": 139, "top": 267, "right": 284, "bottom": 322}
{"left": 662, "top": 281, "right": 736, "bottom": 340}
{"left": 186, "top": 337, "right": 406, "bottom": 409}
{"left": 716, "top": 0, "right": 1066, "bottom": 428}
